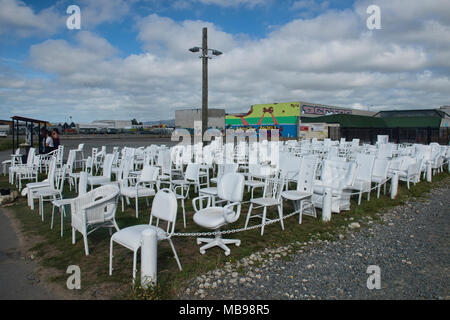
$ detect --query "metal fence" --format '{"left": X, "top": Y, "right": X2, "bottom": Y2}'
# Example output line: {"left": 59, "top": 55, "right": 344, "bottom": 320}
{"left": 328, "top": 127, "right": 450, "bottom": 145}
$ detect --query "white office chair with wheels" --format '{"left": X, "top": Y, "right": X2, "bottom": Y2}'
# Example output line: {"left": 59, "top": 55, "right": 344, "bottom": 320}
{"left": 192, "top": 172, "right": 245, "bottom": 256}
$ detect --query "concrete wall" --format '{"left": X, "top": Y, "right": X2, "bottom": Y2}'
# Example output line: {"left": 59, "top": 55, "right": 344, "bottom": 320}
{"left": 175, "top": 109, "right": 225, "bottom": 129}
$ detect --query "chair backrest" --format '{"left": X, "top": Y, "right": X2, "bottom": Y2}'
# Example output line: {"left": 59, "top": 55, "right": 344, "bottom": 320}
{"left": 217, "top": 163, "right": 238, "bottom": 183}
{"left": 77, "top": 143, "right": 84, "bottom": 152}
{"left": 66, "top": 150, "right": 76, "bottom": 173}
{"left": 263, "top": 171, "right": 284, "bottom": 200}
{"left": 185, "top": 163, "right": 200, "bottom": 181}
{"left": 139, "top": 165, "right": 160, "bottom": 183}
{"left": 372, "top": 158, "right": 389, "bottom": 179}
{"left": 85, "top": 156, "right": 93, "bottom": 174}
{"left": 321, "top": 159, "right": 357, "bottom": 188}
{"left": 355, "top": 153, "right": 375, "bottom": 182}
{"left": 26, "top": 148, "right": 35, "bottom": 165}
{"left": 279, "top": 154, "right": 301, "bottom": 181}
{"left": 102, "top": 154, "right": 114, "bottom": 178}
{"left": 149, "top": 188, "right": 178, "bottom": 234}
{"left": 217, "top": 172, "right": 245, "bottom": 202}
{"left": 78, "top": 171, "right": 88, "bottom": 195}
{"left": 296, "top": 156, "right": 318, "bottom": 194}
{"left": 76, "top": 185, "right": 120, "bottom": 224}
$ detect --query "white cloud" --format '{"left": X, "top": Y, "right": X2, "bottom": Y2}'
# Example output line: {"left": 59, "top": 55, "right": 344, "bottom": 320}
{"left": 0, "top": 0, "right": 63, "bottom": 37}
{"left": 1, "top": 0, "right": 450, "bottom": 122}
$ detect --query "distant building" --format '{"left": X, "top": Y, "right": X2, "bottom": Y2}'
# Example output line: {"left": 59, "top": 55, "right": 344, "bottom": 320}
{"left": 175, "top": 109, "right": 225, "bottom": 130}
{"left": 225, "top": 101, "right": 376, "bottom": 138}
{"left": 94, "top": 120, "right": 132, "bottom": 129}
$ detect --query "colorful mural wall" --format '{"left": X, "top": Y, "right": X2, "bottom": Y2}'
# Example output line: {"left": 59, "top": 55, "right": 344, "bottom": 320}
{"left": 225, "top": 102, "right": 300, "bottom": 138}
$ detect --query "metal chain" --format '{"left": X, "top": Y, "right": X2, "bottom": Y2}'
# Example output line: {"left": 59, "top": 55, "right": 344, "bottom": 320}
{"left": 172, "top": 211, "right": 299, "bottom": 237}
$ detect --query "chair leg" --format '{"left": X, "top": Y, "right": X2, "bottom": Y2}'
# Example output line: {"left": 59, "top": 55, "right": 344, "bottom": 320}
{"left": 277, "top": 204, "right": 284, "bottom": 231}
{"left": 83, "top": 229, "right": 89, "bottom": 256}
{"left": 72, "top": 228, "right": 76, "bottom": 244}
{"left": 244, "top": 203, "right": 253, "bottom": 229}
{"left": 133, "top": 250, "right": 137, "bottom": 281}
{"left": 299, "top": 201, "right": 304, "bottom": 224}
{"left": 168, "top": 239, "right": 182, "bottom": 271}
{"left": 182, "top": 199, "right": 186, "bottom": 228}
{"left": 109, "top": 239, "right": 114, "bottom": 276}
{"left": 135, "top": 197, "right": 139, "bottom": 219}
{"left": 358, "top": 191, "right": 362, "bottom": 205}
{"left": 51, "top": 204, "right": 55, "bottom": 229}
{"left": 61, "top": 206, "right": 64, "bottom": 237}
{"left": 261, "top": 207, "right": 267, "bottom": 236}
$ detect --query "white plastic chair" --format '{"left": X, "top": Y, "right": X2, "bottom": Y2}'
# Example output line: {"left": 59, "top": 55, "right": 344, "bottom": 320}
{"left": 120, "top": 165, "right": 159, "bottom": 218}
{"left": 192, "top": 172, "right": 245, "bottom": 255}
{"left": 70, "top": 184, "right": 120, "bottom": 255}
{"left": 281, "top": 156, "right": 319, "bottom": 224}
{"left": 352, "top": 154, "right": 375, "bottom": 205}
{"left": 371, "top": 158, "right": 390, "bottom": 198}
{"left": 109, "top": 188, "right": 181, "bottom": 280}
{"left": 51, "top": 171, "right": 88, "bottom": 237}
{"left": 87, "top": 153, "right": 114, "bottom": 189}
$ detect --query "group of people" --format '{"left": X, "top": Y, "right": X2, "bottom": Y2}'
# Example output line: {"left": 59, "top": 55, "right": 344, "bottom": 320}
{"left": 41, "top": 128, "right": 61, "bottom": 154}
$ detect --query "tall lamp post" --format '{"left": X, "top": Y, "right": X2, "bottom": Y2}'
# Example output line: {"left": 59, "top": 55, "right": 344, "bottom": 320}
{"left": 189, "top": 27, "right": 222, "bottom": 141}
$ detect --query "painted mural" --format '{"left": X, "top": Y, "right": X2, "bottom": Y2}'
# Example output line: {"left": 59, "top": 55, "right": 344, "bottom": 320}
{"left": 226, "top": 102, "right": 300, "bottom": 138}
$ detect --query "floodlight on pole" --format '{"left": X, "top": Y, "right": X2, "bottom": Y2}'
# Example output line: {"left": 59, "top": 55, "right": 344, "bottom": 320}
{"left": 188, "top": 27, "right": 222, "bottom": 144}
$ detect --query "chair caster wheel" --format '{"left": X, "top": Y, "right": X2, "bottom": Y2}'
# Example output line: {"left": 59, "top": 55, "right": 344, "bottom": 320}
{"left": 200, "top": 250, "right": 205, "bottom": 255}
{"left": 197, "top": 239, "right": 201, "bottom": 245}
{"left": 235, "top": 242, "right": 240, "bottom": 247}
{"left": 224, "top": 250, "right": 230, "bottom": 256}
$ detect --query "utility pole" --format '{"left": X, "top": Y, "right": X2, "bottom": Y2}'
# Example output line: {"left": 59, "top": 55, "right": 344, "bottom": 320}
{"left": 189, "top": 28, "right": 222, "bottom": 144}
{"left": 202, "top": 27, "right": 208, "bottom": 140}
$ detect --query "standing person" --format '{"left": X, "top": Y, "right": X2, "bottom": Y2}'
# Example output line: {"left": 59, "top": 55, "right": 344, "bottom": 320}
{"left": 52, "top": 128, "right": 60, "bottom": 150}
{"left": 40, "top": 127, "right": 47, "bottom": 154}
{"left": 45, "top": 130, "right": 54, "bottom": 153}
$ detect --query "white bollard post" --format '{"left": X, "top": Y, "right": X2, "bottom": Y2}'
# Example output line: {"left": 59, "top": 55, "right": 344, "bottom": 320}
{"left": 141, "top": 229, "right": 157, "bottom": 288}
{"left": 426, "top": 163, "right": 432, "bottom": 182}
{"left": 322, "top": 187, "right": 332, "bottom": 222}
{"left": 390, "top": 172, "right": 399, "bottom": 199}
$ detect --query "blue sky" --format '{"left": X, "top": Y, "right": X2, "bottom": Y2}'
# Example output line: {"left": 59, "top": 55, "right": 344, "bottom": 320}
{"left": 0, "top": 0, "right": 449, "bottom": 122}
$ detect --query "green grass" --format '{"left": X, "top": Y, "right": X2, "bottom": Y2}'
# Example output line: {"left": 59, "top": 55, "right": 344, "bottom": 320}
{"left": 0, "top": 138, "right": 39, "bottom": 152}
{"left": 1, "top": 167, "right": 449, "bottom": 299}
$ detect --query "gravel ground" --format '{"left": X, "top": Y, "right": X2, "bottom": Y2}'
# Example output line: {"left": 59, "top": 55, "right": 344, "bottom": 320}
{"left": 181, "top": 179, "right": 450, "bottom": 300}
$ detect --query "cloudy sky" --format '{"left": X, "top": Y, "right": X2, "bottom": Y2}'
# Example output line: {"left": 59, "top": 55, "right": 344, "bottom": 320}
{"left": 0, "top": 0, "right": 449, "bottom": 123}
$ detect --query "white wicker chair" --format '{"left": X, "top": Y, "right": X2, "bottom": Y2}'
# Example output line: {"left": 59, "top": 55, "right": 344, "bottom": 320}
{"left": 70, "top": 184, "right": 120, "bottom": 255}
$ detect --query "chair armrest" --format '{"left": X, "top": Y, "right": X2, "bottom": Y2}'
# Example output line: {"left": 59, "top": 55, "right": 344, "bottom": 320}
{"left": 192, "top": 195, "right": 212, "bottom": 213}
{"left": 223, "top": 202, "right": 241, "bottom": 223}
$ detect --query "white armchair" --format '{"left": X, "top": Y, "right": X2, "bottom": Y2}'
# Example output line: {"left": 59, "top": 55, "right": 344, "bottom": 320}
{"left": 192, "top": 172, "right": 245, "bottom": 256}
{"left": 70, "top": 184, "right": 120, "bottom": 255}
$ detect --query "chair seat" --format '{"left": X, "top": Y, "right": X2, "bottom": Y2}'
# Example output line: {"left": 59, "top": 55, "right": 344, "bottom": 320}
{"left": 88, "top": 176, "right": 110, "bottom": 185}
{"left": 352, "top": 179, "right": 371, "bottom": 191}
{"left": 250, "top": 197, "right": 280, "bottom": 207}
{"left": 171, "top": 179, "right": 188, "bottom": 185}
{"left": 52, "top": 198, "right": 74, "bottom": 207}
{"left": 210, "top": 177, "right": 218, "bottom": 184}
{"left": 121, "top": 186, "right": 156, "bottom": 198}
{"left": 193, "top": 207, "right": 233, "bottom": 229}
{"left": 111, "top": 225, "right": 168, "bottom": 251}
{"left": 199, "top": 187, "right": 217, "bottom": 196}
{"left": 35, "top": 189, "right": 60, "bottom": 197}
{"left": 26, "top": 180, "right": 50, "bottom": 189}
{"left": 281, "top": 190, "right": 312, "bottom": 201}
{"left": 371, "top": 175, "right": 386, "bottom": 183}
{"left": 244, "top": 180, "right": 265, "bottom": 187}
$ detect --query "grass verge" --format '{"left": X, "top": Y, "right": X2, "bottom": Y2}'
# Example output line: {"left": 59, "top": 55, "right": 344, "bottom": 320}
{"left": 1, "top": 168, "right": 449, "bottom": 299}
